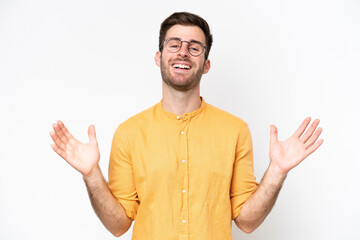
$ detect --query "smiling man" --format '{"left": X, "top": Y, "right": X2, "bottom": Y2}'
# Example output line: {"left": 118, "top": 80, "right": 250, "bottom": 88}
{"left": 157, "top": 24, "right": 210, "bottom": 92}
{"left": 50, "top": 12, "right": 323, "bottom": 240}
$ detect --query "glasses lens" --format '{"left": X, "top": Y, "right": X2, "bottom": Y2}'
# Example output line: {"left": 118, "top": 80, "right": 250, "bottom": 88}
{"left": 165, "top": 39, "right": 181, "bottom": 53}
{"left": 164, "top": 39, "right": 205, "bottom": 56}
{"left": 188, "top": 42, "right": 203, "bottom": 56}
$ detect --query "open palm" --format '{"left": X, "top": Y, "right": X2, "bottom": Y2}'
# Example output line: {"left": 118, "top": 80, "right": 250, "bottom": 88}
{"left": 269, "top": 117, "right": 323, "bottom": 175}
{"left": 50, "top": 120, "right": 100, "bottom": 176}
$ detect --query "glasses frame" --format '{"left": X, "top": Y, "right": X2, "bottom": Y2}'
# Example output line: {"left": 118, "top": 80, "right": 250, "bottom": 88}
{"left": 162, "top": 37, "right": 207, "bottom": 57}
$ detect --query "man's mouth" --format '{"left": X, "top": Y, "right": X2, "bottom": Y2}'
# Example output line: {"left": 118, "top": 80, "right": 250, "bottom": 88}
{"left": 172, "top": 63, "right": 191, "bottom": 70}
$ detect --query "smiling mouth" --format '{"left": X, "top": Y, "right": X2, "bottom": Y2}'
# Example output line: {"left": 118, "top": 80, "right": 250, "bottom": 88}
{"left": 172, "top": 63, "right": 191, "bottom": 70}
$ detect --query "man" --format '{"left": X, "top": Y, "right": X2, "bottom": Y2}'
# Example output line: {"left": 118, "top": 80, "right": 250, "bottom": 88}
{"left": 50, "top": 12, "right": 323, "bottom": 239}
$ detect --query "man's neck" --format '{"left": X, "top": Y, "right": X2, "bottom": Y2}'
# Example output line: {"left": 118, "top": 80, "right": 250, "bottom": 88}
{"left": 161, "top": 82, "right": 202, "bottom": 115}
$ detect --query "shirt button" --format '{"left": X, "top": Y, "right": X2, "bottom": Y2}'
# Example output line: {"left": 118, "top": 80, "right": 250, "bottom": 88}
{"left": 182, "top": 159, "right": 186, "bottom": 164}
{"left": 181, "top": 131, "right": 185, "bottom": 135}
{"left": 176, "top": 115, "right": 181, "bottom": 120}
{"left": 182, "top": 220, "right": 186, "bottom": 223}
{"left": 182, "top": 189, "right": 186, "bottom": 193}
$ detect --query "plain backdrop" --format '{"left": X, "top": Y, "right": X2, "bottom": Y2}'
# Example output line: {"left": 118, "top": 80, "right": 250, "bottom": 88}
{"left": 1, "top": 0, "right": 359, "bottom": 239}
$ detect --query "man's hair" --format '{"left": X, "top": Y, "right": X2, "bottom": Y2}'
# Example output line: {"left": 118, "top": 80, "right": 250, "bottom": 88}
{"left": 159, "top": 12, "right": 213, "bottom": 60}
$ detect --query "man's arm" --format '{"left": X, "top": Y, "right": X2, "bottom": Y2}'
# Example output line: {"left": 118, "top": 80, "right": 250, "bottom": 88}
{"left": 50, "top": 121, "right": 132, "bottom": 236}
{"left": 235, "top": 117, "right": 323, "bottom": 233}
{"left": 83, "top": 165, "right": 132, "bottom": 236}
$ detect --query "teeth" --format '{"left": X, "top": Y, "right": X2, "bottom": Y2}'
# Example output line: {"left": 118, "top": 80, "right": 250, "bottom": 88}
{"left": 173, "top": 64, "right": 190, "bottom": 69}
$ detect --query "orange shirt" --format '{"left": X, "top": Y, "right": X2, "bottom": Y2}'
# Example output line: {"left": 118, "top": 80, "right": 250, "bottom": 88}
{"left": 108, "top": 98, "right": 258, "bottom": 240}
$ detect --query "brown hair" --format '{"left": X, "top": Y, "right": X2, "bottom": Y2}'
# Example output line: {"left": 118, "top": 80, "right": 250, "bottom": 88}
{"left": 159, "top": 12, "right": 213, "bottom": 60}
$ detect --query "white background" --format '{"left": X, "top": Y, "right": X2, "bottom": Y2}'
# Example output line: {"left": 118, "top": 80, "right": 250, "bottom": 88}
{"left": 1, "top": 0, "right": 359, "bottom": 239}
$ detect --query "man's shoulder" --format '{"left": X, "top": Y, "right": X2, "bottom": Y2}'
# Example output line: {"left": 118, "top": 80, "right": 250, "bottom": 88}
{"left": 204, "top": 102, "right": 249, "bottom": 128}
{"left": 111, "top": 103, "right": 157, "bottom": 143}
{"left": 117, "top": 103, "right": 157, "bottom": 130}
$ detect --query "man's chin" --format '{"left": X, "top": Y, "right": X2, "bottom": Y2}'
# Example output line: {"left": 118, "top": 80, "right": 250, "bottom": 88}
{"left": 161, "top": 66, "right": 202, "bottom": 92}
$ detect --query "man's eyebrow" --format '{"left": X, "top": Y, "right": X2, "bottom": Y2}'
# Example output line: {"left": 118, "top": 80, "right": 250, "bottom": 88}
{"left": 167, "top": 37, "right": 205, "bottom": 45}
{"left": 167, "top": 37, "right": 181, "bottom": 41}
{"left": 189, "top": 39, "right": 204, "bottom": 45}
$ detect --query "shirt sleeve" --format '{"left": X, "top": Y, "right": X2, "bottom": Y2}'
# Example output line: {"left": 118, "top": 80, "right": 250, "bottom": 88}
{"left": 108, "top": 124, "right": 139, "bottom": 220}
{"left": 230, "top": 123, "right": 258, "bottom": 220}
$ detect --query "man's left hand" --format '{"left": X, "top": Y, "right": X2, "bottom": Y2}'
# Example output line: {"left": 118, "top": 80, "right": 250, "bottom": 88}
{"left": 269, "top": 117, "right": 324, "bottom": 176}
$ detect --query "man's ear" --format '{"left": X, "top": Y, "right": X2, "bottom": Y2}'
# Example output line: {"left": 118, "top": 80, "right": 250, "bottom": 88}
{"left": 202, "top": 59, "right": 211, "bottom": 74}
{"left": 155, "top": 51, "right": 161, "bottom": 67}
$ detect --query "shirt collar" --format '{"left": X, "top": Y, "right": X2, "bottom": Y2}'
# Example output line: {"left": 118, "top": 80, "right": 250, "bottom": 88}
{"left": 157, "top": 97, "right": 207, "bottom": 120}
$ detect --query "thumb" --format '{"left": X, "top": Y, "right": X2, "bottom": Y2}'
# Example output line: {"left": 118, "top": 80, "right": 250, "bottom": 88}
{"left": 270, "top": 124, "right": 279, "bottom": 145}
{"left": 88, "top": 125, "right": 97, "bottom": 144}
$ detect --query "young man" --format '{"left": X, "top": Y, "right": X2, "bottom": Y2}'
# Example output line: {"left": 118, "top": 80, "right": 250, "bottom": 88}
{"left": 50, "top": 12, "right": 323, "bottom": 239}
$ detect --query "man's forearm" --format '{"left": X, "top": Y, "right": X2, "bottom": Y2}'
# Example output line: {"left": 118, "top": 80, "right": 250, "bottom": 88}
{"left": 235, "top": 163, "right": 287, "bottom": 233}
{"left": 83, "top": 165, "right": 132, "bottom": 237}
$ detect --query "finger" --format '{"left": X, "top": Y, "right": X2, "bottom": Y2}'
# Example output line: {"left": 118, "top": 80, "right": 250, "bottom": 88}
{"left": 305, "top": 138, "right": 324, "bottom": 157}
{"left": 52, "top": 123, "right": 69, "bottom": 144}
{"left": 293, "top": 117, "right": 311, "bottom": 138}
{"left": 270, "top": 124, "right": 279, "bottom": 145}
{"left": 49, "top": 131, "right": 67, "bottom": 151}
{"left": 57, "top": 120, "right": 75, "bottom": 141}
{"left": 304, "top": 127, "right": 322, "bottom": 149}
{"left": 51, "top": 143, "right": 68, "bottom": 160}
{"left": 300, "top": 119, "right": 320, "bottom": 143}
{"left": 88, "top": 125, "right": 97, "bottom": 145}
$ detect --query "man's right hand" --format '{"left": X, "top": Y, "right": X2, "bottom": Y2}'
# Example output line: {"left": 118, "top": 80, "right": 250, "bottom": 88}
{"left": 50, "top": 120, "right": 100, "bottom": 177}
{"left": 49, "top": 120, "right": 132, "bottom": 236}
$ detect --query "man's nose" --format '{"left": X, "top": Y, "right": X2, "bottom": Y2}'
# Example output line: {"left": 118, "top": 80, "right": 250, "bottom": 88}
{"left": 177, "top": 42, "right": 189, "bottom": 57}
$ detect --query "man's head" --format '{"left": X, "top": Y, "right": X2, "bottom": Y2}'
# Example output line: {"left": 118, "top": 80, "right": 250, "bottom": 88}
{"left": 158, "top": 12, "right": 213, "bottom": 60}
{"left": 155, "top": 12, "right": 212, "bottom": 92}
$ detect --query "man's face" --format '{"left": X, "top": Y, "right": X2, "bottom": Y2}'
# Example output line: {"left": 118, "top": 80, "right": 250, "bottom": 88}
{"left": 155, "top": 25, "right": 210, "bottom": 92}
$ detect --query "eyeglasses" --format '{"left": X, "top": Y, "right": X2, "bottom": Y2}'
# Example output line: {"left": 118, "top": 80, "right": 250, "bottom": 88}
{"left": 163, "top": 38, "right": 206, "bottom": 57}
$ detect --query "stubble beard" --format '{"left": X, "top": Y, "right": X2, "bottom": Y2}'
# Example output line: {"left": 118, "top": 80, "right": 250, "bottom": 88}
{"left": 160, "top": 56, "right": 204, "bottom": 92}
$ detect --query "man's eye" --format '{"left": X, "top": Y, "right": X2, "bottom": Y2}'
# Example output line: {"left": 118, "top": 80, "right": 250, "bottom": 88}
{"left": 189, "top": 43, "right": 201, "bottom": 52}
{"left": 170, "top": 44, "right": 180, "bottom": 48}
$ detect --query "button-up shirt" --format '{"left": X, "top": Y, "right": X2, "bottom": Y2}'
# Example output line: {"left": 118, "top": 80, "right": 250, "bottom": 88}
{"left": 108, "top": 98, "right": 258, "bottom": 240}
